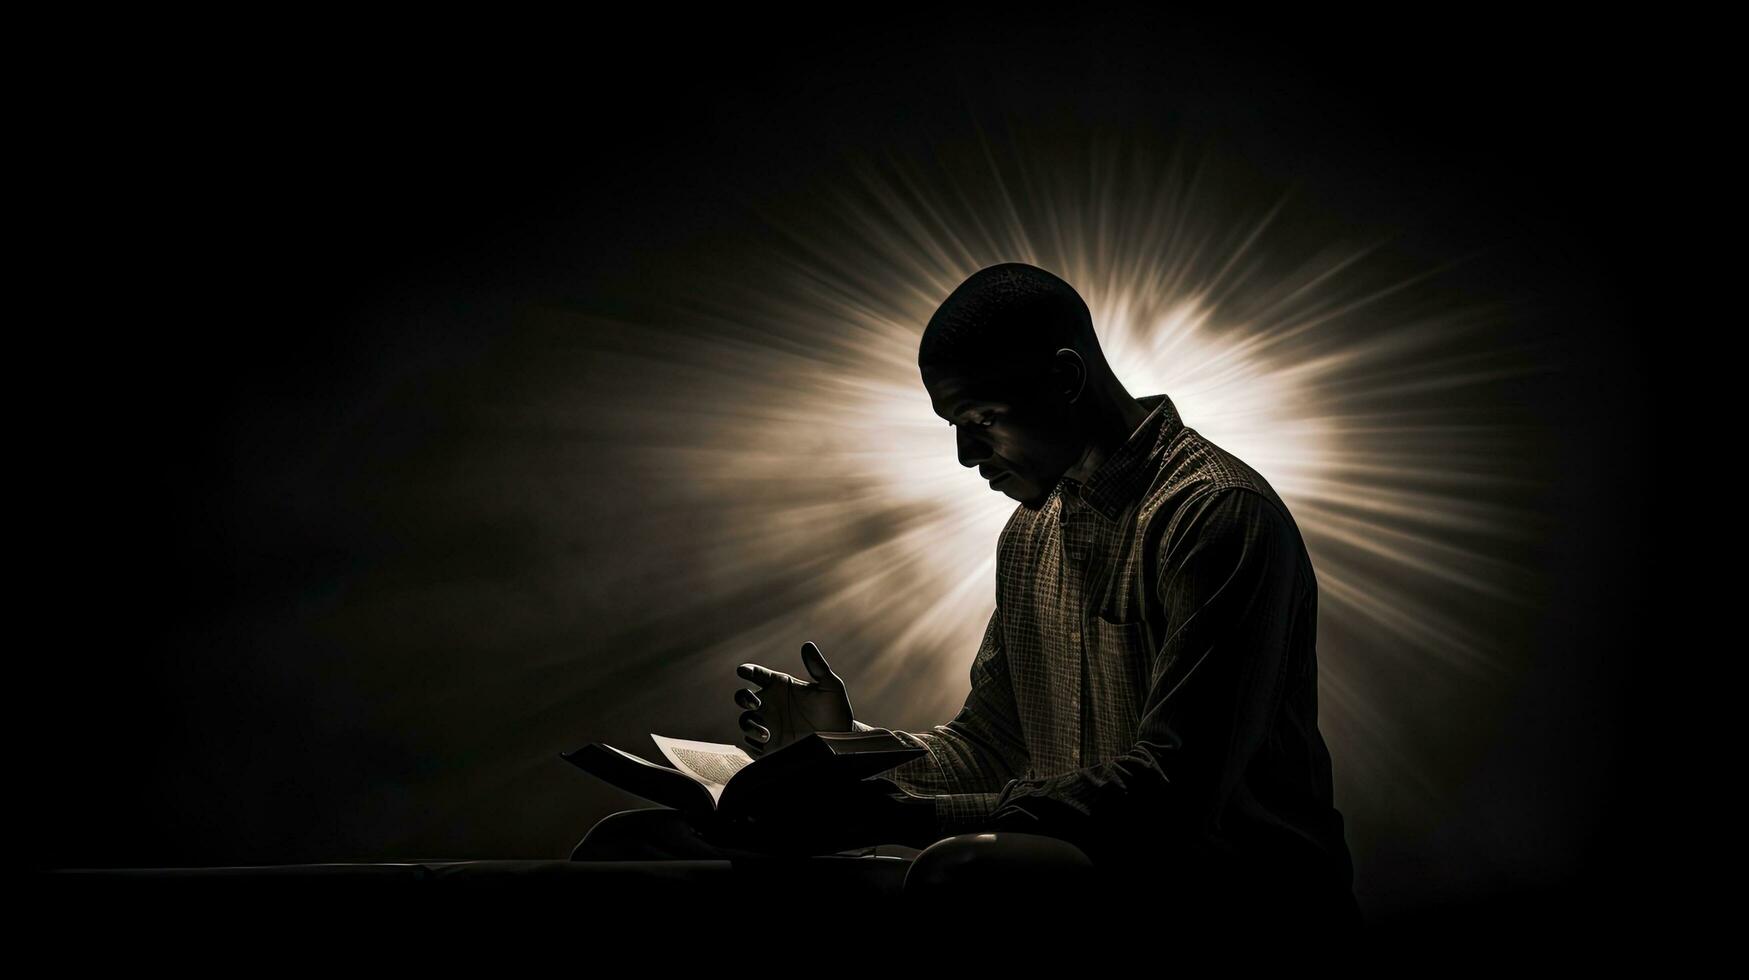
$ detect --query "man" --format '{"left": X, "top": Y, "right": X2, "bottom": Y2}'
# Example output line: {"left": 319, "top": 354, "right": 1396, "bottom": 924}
{"left": 727, "top": 263, "right": 1360, "bottom": 927}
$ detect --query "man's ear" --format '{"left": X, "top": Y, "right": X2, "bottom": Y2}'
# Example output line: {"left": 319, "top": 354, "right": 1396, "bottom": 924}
{"left": 1050, "top": 348, "right": 1087, "bottom": 405}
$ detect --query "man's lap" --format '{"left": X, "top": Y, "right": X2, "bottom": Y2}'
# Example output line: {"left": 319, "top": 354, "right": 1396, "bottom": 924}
{"left": 569, "top": 808, "right": 1360, "bottom": 932}
{"left": 570, "top": 807, "right": 1099, "bottom": 904}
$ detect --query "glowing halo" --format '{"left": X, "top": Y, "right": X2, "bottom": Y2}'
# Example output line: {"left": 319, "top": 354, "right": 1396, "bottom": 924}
{"left": 522, "top": 129, "right": 1558, "bottom": 853}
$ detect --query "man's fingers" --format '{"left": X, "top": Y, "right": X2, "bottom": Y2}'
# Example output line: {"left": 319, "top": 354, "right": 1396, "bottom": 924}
{"left": 799, "top": 641, "right": 842, "bottom": 689}
{"left": 737, "top": 663, "right": 787, "bottom": 688}
{"left": 739, "top": 710, "right": 765, "bottom": 734}
{"left": 734, "top": 688, "right": 761, "bottom": 711}
{"left": 741, "top": 721, "right": 769, "bottom": 759}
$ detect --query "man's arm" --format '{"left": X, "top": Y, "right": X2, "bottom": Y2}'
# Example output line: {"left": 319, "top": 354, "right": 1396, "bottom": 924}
{"left": 851, "top": 603, "right": 1032, "bottom": 836}
{"left": 985, "top": 486, "right": 1305, "bottom": 864}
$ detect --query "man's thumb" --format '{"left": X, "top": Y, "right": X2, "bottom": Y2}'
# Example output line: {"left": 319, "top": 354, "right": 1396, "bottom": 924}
{"left": 800, "top": 641, "right": 841, "bottom": 687}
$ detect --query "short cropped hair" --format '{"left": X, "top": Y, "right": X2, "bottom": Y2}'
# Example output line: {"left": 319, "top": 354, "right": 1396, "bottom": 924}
{"left": 919, "top": 263, "right": 1099, "bottom": 377}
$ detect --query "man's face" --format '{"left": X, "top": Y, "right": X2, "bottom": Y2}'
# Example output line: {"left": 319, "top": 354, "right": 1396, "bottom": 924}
{"left": 923, "top": 361, "right": 1084, "bottom": 510}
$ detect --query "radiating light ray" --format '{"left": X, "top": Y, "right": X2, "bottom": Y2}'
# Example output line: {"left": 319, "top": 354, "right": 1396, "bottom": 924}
{"left": 494, "top": 130, "right": 1561, "bottom": 846}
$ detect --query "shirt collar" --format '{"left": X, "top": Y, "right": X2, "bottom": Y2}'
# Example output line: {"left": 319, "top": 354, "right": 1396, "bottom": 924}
{"left": 1055, "top": 393, "right": 1182, "bottom": 523}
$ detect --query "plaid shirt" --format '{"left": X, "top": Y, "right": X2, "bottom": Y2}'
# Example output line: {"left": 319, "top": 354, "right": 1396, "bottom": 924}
{"left": 857, "top": 393, "right": 1355, "bottom": 899}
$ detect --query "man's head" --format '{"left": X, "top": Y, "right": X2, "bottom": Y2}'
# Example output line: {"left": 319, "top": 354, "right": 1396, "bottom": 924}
{"left": 920, "top": 263, "right": 1117, "bottom": 510}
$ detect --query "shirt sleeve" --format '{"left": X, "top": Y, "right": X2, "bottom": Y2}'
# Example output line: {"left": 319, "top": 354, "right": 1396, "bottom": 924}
{"left": 851, "top": 603, "right": 1032, "bottom": 836}
{"left": 985, "top": 486, "right": 1305, "bottom": 864}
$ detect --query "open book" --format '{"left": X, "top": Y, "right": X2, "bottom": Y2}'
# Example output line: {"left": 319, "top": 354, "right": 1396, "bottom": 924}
{"left": 560, "top": 730, "right": 925, "bottom": 819}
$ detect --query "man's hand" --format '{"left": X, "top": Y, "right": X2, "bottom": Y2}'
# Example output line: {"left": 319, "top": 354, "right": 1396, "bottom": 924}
{"left": 734, "top": 641, "right": 855, "bottom": 756}
{"left": 697, "top": 777, "right": 939, "bottom": 855}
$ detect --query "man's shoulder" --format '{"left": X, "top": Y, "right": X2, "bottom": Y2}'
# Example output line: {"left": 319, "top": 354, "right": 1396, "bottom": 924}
{"left": 1139, "top": 427, "right": 1300, "bottom": 547}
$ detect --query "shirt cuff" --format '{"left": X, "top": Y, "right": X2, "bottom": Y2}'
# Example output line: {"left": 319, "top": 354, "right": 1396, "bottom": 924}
{"left": 930, "top": 792, "right": 1005, "bottom": 837}
{"left": 856, "top": 722, "right": 929, "bottom": 753}
{"left": 891, "top": 730, "right": 930, "bottom": 751}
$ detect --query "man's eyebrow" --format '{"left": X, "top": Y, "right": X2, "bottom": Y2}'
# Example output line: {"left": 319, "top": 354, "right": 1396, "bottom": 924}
{"left": 947, "top": 400, "right": 1006, "bottom": 417}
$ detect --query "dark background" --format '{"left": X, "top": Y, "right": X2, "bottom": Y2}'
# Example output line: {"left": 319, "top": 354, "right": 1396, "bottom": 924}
{"left": 32, "top": 8, "right": 1655, "bottom": 931}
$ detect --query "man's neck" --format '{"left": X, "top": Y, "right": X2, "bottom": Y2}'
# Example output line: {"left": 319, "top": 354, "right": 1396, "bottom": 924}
{"left": 1061, "top": 385, "right": 1152, "bottom": 486}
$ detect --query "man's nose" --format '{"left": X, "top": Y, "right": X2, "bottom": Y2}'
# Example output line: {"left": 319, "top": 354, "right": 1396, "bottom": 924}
{"left": 956, "top": 427, "right": 992, "bottom": 469}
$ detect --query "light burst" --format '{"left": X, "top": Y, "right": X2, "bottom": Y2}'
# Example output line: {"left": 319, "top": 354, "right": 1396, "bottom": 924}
{"left": 524, "top": 129, "right": 1557, "bottom": 857}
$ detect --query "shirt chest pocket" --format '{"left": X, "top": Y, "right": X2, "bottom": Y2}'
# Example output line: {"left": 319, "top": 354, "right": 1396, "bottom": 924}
{"left": 1084, "top": 613, "right": 1150, "bottom": 762}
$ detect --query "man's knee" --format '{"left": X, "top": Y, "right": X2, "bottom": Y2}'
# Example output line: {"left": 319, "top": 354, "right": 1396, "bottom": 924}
{"left": 569, "top": 807, "right": 690, "bottom": 860}
{"left": 903, "top": 832, "right": 1096, "bottom": 901}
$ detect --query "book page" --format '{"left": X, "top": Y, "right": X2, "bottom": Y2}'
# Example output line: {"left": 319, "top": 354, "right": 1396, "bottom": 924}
{"left": 650, "top": 735, "right": 755, "bottom": 806}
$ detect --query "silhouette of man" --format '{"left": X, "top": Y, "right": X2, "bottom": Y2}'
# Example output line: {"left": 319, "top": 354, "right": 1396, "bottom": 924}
{"left": 576, "top": 263, "right": 1360, "bottom": 929}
